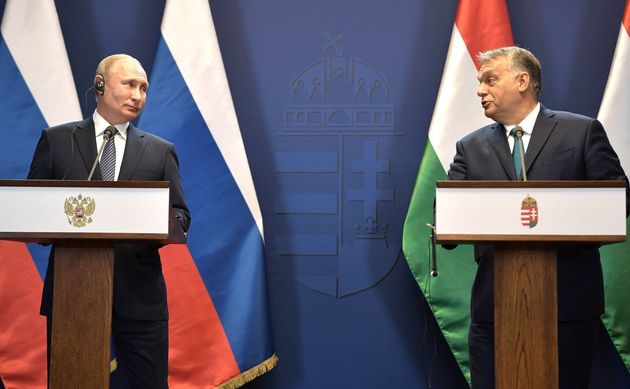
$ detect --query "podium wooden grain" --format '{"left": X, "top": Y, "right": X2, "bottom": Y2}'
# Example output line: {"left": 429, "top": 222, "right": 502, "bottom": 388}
{"left": 50, "top": 241, "right": 114, "bottom": 388}
{"left": 494, "top": 244, "right": 558, "bottom": 389}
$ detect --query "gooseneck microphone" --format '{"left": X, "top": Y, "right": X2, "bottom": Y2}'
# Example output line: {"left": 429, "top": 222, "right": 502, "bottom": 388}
{"left": 514, "top": 127, "right": 528, "bottom": 181}
{"left": 427, "top": 223, "right": 438, "bottom": 277}
{"left": 87, "top": 127, "right": 115, "bottom": 181}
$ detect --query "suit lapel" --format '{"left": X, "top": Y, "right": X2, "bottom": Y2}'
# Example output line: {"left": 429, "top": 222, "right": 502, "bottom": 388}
{"left": 73, "top": 118, "right": 101, "bottom": 180}
{"left": 118, "top": 124, "right": 147, "bottom": 180}
{"left": 487, "top": 123, "right": 516, "bottom": 179}
{"left": 525, "top": 105, "right": 557, "bottom": 173}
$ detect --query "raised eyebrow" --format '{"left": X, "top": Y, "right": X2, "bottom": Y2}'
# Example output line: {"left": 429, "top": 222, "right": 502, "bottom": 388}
{"left": 478, "top": 71, "right": 495, "bottom": 82}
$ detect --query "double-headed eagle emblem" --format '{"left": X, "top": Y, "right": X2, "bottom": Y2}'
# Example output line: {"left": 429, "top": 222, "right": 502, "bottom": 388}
{"left": 64, "top": 194, "right": 96, "bottom": 227}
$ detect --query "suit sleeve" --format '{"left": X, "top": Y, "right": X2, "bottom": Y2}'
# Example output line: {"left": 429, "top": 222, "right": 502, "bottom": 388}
{"left": 447, "top": 139, "right": 467, "bottom": 180}
{"left": 584, "top": 118, "right": 630, "bottom": 216}
{"left": 164, "top": 144, "right": 191, "bottom": 232}
{"left": 27, "top": 129, "right": 54, "bottom": 179}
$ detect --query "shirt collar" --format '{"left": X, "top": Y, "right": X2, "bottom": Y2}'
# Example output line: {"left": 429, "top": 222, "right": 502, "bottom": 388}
{"left": 503, "top": 102, "right": 540, "bottom": 137}
{"left": 92, "top": 110, "right": 129, "bottom": 139}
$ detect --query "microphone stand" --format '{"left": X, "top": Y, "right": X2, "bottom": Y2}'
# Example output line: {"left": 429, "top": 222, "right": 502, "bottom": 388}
{"left": 87, "top": 127, "right": 114, "bottom": 181}
{"left": 427, "top": 223, "right": 438, "bottom": 277}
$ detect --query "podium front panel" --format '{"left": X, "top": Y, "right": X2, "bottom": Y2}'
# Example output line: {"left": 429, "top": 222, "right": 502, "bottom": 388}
{"left": 435, "top": 181, "right": 626, "bottom": 243}
{"left": 0, "top": 180, "right": 169, "bottom": 240}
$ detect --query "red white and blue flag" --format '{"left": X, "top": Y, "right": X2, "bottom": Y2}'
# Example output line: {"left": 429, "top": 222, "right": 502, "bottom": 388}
{"left": 137, "top": 0, "right": 276, "bottom": 387}
{"left": 0, "top": 0, "right": 81, "bottom": 387}
{"left": 0, "top": 0, "right": 276, "bottom": 387}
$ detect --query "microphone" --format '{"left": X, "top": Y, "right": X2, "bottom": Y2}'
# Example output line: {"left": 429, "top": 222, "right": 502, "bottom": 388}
{"left": 514, "top": 127, "right": 527, "bottom": 181}
{"left": 427, "top": 223, "right": 438, "bottom": 277}
{"left": 87, "top": 126, "right": 115, "bottom": 181}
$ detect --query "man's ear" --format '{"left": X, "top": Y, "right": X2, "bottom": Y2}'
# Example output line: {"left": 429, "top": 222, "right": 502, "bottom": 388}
{"left": 94, "top": 75, "right": 105, "bottom": 95}
{"left": 517, "top": 72, "right": 530, "bottom": 93}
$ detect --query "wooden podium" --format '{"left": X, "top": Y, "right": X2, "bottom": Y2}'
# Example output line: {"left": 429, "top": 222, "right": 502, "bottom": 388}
{"left": 434, "top": 180, "right": 627, "bottom": 389}
{"left": 0, "top": 179, "right": 185, "bottom": 389}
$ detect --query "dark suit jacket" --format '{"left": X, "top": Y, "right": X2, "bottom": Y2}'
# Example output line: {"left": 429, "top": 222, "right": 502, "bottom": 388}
{"left": 28, "top": 117, "right": 191, "bottom": 321}
{"left": 447, "top": 105, "right": 630, "bottom": 322}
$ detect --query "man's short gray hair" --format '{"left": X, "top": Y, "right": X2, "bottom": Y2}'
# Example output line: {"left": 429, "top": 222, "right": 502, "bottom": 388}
{"left": 95, "top": 54, "right": 142, "bottom": 78}
{"left": 478, "top": 46, "right": 542, "bottom": 98}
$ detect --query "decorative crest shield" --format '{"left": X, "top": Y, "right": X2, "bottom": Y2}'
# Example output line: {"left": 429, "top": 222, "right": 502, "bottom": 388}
{"left": 520, "top": 195, "right": 538, "bottom": 228}
{"left": 278, "top": 36, "right": 400, "bottom": 298}
{"left": 64, "top": 194, "right": 96, "bottom": 228}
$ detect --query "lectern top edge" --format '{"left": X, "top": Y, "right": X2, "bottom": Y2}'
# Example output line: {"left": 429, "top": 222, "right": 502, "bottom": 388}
{"left": 436, "top": 180, "right": 626, "bottom": 188}
{"left": 0, "top": 179, "right": 169, "bottom": 188}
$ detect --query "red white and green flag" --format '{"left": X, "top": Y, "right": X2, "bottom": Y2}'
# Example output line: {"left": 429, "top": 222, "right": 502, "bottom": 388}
{"left": 402, "top": 0, "right": 513, "bottom": 384}
{"left": 597, "top": 0, "right": 630, "bottom": 374}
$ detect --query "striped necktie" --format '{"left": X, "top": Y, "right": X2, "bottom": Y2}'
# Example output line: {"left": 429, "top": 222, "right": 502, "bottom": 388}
{"left": 100, "top": 126, "right": 117, "bottom": 181}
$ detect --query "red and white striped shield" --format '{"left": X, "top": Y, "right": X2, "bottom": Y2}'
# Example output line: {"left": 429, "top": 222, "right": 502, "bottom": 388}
{"left": 521, "top": 195, "right": 538, "bottom": 228}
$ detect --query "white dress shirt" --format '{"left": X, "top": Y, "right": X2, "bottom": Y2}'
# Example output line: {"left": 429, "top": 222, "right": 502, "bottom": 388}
{"left": 503, "top": 102, "right": 540, "bottom": 153}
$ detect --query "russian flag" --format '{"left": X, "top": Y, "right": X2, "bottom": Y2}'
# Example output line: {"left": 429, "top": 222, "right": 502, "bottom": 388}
{"left": 137, "top": 0, "right": 276, "bottom": 387}
{"left": 0, "top": 0, "right": 81, "bottom": 387}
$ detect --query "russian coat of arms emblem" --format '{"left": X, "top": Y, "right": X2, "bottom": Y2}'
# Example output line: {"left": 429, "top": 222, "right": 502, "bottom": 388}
{"left": 64, "top": 194, "right": 96, "bottom": 228}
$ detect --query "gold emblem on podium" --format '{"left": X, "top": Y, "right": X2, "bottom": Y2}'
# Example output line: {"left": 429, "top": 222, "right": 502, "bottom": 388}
{"left": 520, "top": 195, "right": 538, "bottom": 228}
{"left": 64, "top": 194, "right": 96, "bottom": 227}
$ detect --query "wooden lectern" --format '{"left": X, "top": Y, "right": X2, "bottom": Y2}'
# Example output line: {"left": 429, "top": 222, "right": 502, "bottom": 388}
{"left": 0, "top": 179, "right": 185, "bottom": 389}
{"left": 435, "top": 180, "right": 626, "bottom": 389}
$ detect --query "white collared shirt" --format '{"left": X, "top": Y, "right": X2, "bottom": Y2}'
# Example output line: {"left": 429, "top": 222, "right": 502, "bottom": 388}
{"left": 503, "top": 102, "right": 540, "bottom": 153}
{"left": 93, "top": 110, "right": 128, "bottom": 181}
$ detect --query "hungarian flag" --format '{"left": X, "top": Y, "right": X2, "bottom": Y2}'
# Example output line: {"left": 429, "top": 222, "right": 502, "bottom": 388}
{"left": 597, "top": 0, "right": 630, "bottom": 374}
{"left": 0, "top": 0, "right": 82, "bottom": 387}
{"left": 137, "top": 0, "right": 276, "bottom": 387}
{"left": 402, "top": 0, "right": 513, "bottom": 383}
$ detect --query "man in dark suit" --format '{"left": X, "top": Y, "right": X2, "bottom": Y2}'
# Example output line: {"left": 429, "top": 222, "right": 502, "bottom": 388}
{"left": 447, "top": 46, "right": 630, "bottom": 389}
{"left": 28, "top": 54, "right": 190, "bottom": 388}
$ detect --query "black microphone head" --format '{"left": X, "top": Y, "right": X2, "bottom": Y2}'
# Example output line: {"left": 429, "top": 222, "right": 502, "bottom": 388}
{"left": 103, "top": 127, "right": 115, "bottom": 140}
{"left": 514, "top": 127, "right": 524, "bottom": 138}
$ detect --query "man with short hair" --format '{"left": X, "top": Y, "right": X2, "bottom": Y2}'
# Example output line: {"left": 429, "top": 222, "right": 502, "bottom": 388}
{"left": 28, "top": 53, "right": 190, "bottom": 388}
{"left": 447, "top": 46, "right": 630, "bottom": 389}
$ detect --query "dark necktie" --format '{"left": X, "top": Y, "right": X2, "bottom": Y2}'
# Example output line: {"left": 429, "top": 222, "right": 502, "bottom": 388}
{"left": 510, "top": 126, "right": 525, "bottom": 180}
{"left": 100, "top": 126, "right": 117, "bottom": 181}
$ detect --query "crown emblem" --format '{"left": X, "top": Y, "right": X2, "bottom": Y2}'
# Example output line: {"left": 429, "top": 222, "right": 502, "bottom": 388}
{"left": 64, "top": 194, "right": 96, "bottom": 228}
{"left": 354, "top": 216, "right": 388, "bottom": 239}
{"left": 520, "top": 195, "right": 538, "bottom": 228}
